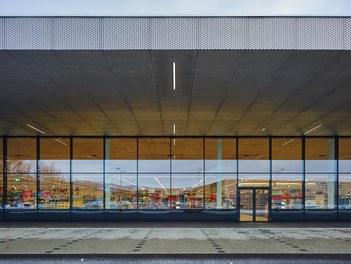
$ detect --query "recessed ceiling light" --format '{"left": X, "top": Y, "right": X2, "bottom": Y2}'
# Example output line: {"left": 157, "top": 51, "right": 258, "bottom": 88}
{"left": 304, "top": 124, "right": 322, "bottom": 135}
{"left": 261, "top": 128, "right": 266, "bottom": 132}
{"left": 54, "top": 138, "right": 67, "bottom": 146}
{"left": 282, "top": 138, "right": 295, "bottom": 146}
{"left": 27, "top": 124, "right": 45, "bottom": 134}
{"left": 172, "top": 62, "right": 176, "bottom": 90}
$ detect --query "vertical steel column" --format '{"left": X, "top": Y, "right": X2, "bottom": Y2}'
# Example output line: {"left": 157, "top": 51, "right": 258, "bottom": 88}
{"left": 269, "top": 137, "right": 272, "bottom": 222}
{"left": 36, "top": 136, "right": 40, "bottom": 221}
{"left": 136, "top": 137, "right": 139, "bottom": 211}
{"left": 203, "top": 137, "right": 206, "bottom": 210}
{"left": 169, "top": 137, "right": 172, "bottom": 210}
{"left": 302, "top": 137, "right": 306, "bottom": 221}
{"left": 216, "top": 137, "right": 222, "bottom": 209}
{"left": 69, "top": 137, "right": 73, "bottom": 221}
{"left": 236, "top": 137, "right": 239, "bottom": 221}
{"left": 336, "top": 137, "right": 339, "bottom": 221}
{"left": 103, "top": 137, "right": 106, "bottom": 217}
{"left": 2, "top": 137, "right": 7, "bottom": 220}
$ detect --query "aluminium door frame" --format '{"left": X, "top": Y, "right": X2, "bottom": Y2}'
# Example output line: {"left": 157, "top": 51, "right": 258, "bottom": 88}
{"left": 238, "top": 186, "right": 271, "bottom": 222}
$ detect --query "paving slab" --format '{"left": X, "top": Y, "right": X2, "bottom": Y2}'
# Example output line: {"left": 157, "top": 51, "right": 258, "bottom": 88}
{"left": 1, "top": 227, "right": 351, "bottom": 255}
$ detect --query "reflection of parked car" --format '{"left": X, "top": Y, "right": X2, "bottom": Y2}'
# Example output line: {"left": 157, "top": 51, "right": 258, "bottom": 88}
{"left": 5, "top": 203, "right": 35, "bottom": 209}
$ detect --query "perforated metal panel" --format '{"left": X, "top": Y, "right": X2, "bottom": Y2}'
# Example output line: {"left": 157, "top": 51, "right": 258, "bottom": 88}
{"left": 0, "top": 18, "right": 4, "bottom": 49}
{"left": 199, "top": 18, "right": 246, "bottom": 49}
{"left": 5, "top": 17, "right": 53, "bottom": 49}
{"left": 297, "top": 17, "right": 344, "bottom": 50}
{"left": 53, "top": 17, "right": 101, "bottom": 50}
{"left": 0, "top": 17, "right": 350, "bottom": 50}
{"left": 247, "top": 17, "right": 296, "bottom": 49}
{"left": 102, "top": 17, "right": 149, "bottom": 50}
{"left": 150, "top": 18, "right": 198, "bottom": 49}
{"left": 345, "top": 18, "right": 351, "bottom": 50}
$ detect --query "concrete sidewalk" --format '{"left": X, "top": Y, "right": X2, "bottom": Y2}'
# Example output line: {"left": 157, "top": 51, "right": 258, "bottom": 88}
{"left": 0, "top": 225, "right": 351, "bottom": 255}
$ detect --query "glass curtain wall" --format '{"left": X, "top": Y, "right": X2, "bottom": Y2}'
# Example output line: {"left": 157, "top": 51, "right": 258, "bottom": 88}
{"left": 172, "top": 138, "right": 203, "bottom": 210}
{"left": 0, "top": 136, "right": 349, "bottom": 217}
{"left": 0, "top": 138, "right": 3, "bottom": 209}
{"left": 39, "top": 138, "right": 70, "bottom": 210}
{"left": 105, "top": 138, "right": 137, "bottom": 209}
{"left": 6, "top": 138, "right": 37, "bottom": 209}
{"left": 205, "top": 138, "right": 237, "bottom": 209}
{"left": 238, "top": 138, "right": 270, "bottom": 187}
{"left": 72, "top": 138, "right": 103, "bottom": 209}
{"left": 138, "top": 138, "right": 170, "bottom": 209}
{"left": 305, "top": 138, "right": 337, "bottom": 209}
{"left": 339, "top": 138, "right": 351, "bottom": 209}
{"left": 272, "top": 138, "right": 303, "bottom": 209}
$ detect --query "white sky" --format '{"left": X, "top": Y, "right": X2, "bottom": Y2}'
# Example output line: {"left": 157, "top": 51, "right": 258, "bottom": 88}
{"left": 1, "top": 0, "right": 351, "bottom": 16}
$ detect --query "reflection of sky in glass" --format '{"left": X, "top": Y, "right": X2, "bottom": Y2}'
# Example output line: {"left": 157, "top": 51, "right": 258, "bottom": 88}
{"left": 239, "top": 160, "right": 269, "bottom": 173}
{"left": 139, "top": 160, "right": 170, "bottom": 172}
{"left": 72, "top": 160, "right": 103, "bottom": 173}
{"left": 205, "top": 161, "right": 236, "bottom": 172}
{"left": 172, "top": 160, "right": 203, "bottom": 173}
{"left": 272, "top": 160, "right": 303, "bottom": 173}
{"left": 73, "top": 174, "right": 103, "bottom": 184}
{"left": 40, "top": 160, "right": 70, "bottom": 173}
{"left": 106, "top": 160, "right": 137, "bottom": 173}
{"left": 339, "top": 174, "right": 351, "bottom": 183}
{"left": 138, "top": 175, "right": 170, "bottom": 191}
{"left": 339, "top": 161, "right": 351, "bottom": 172}
{"left": 105, "top": 174, "right": 137, "bottom": 190}
{"left": 306, "top": 160, "right": 337, "bottom": 173}
{"left": 172, "top": 174, "right": 204, "bottom": 190}
{"left": 238, "top": 174, "right": 269, "bottom": 187}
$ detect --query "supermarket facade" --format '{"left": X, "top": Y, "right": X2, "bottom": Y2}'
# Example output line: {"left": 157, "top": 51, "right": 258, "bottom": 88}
{"left": 0, "top": 16, "right": 351, "bottom": 222}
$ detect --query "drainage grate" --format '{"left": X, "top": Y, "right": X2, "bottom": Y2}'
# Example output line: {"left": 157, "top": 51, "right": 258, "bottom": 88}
{"left": 200, "top": 229, "right": 226, "bottom": 254}
{"left": 132, "top": 229, "right": 153, "bottom": 252}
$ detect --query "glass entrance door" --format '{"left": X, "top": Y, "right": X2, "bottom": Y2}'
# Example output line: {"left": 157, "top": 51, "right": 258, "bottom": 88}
{"left": 239, "top": 188, "right": 270, "bottom": 222}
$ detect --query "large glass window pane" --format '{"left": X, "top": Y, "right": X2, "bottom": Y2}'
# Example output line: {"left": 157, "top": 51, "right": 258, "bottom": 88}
{"left": 139, "top": 138, "right": 170, "bottom": 173}
{"left": 305, "top": 138, "right": 336, "bottom": 173}
{"left": 39, "top": 174, "right": 70, "bottom": 209}
{"left": 172, "top": 138, "right": 203, "bottom": 173}
{"left": 339, "top": 138, "right": 351, "bottom": 173}
{"left": 171, "top": 174, "right": 204, "bottom": 209}
{"left": 105, "top": 138, "right": 137, "bottom": 173}
{"left": 0, "top": 138, "right": 2, "bottom": 209}
{"left": 105, "top": 174, "right": 137, "bottom": 209}
{"left": 72, "top": 174, "right": 103, "bottom": 209}
{"left": 0, "top": 138, "right": 3, "bottom": 172}
{"left": 7, "top": 138, "right": 36, "bottom": 173}
{"left": 138, "top": 174, "right": 170, "bottom": 209}
{"left": 6, "top": 174, "right": 36, "bottom": 209}
{"left": 72, "top": 138, "right": 103, "bottom": 173}
{"left": 0, "top": 174, "right": 3, "bottom": 209}
{"left": 305, "top": 174, "right": 336, "bottom": 209}
{"left": 272, "top": 138, "right": 302, "bottom": 173}
{"left": 205, "top": 138, "right": 236, "bottom": 173}
{"left": 238, "top": 138, "right": 269, "bottom": 173}
{"left": 40, "top": 138, "right": 70, "bottom": 173}
{"left": 238, "top": 174, "right": 270, "bottom": 187}
{"left": 339, "top": 174, "right": 351, "bottom": 209}
{"left": 272, "top": 174, "right": 303, "bottom": 209}
{"left": 205, "top": 174, "right": 236, "bottom": 209}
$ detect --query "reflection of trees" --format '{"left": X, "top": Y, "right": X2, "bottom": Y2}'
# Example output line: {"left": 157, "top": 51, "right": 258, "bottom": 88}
{"left": 7, "top": 160, "right": 36, "bottom": 173}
